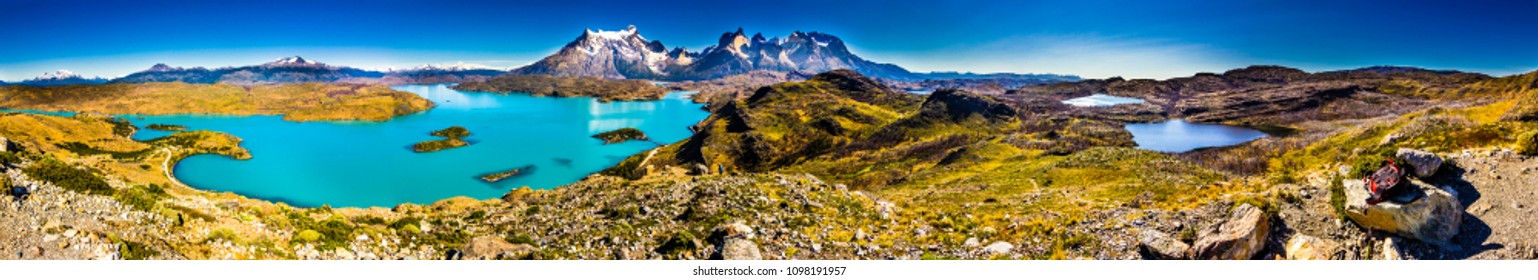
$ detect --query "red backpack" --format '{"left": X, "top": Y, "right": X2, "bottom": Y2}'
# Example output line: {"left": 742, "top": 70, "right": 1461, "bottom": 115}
{"left": 1362, "top": 158, "right": 1404, "bottom": 205}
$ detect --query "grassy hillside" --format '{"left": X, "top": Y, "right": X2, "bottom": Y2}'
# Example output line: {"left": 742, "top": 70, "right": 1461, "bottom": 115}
{"left": 452, "top": 74, "right": 666, "bottom": 102}
{"left": 0, "top": 82, "right": 434, "bottom": 121}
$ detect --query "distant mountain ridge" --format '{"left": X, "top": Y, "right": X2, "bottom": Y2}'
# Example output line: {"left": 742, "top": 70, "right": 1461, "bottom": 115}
{"left": 102, "top": 57, "right": 508, "bottom": 85}
{"left": 511, "top": 26, "right": 923, "bottom": 81}
{"left": 915, "top": 71, "right": 1080, "bottom": 81}
{"left": 111, "top": 57, "right": 387, "bottom": 85}
{"left": 12, "top": 70, "right": 109, "bottom": 86}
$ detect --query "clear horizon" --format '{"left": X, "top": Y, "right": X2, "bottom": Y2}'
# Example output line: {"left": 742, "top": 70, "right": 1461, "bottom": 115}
{"left": 3, "top": 0, "right": 1536, "bottom": 81}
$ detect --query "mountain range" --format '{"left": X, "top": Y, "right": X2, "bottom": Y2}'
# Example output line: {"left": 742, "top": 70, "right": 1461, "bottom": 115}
{"left": 0, "top": 26, "right": 1077, "bottom": 86}
{"left": 9, "top": 70, "right": 109, "bottom": 86}
{"left": 510, "top": 26, "right": 926, "bottom": 81}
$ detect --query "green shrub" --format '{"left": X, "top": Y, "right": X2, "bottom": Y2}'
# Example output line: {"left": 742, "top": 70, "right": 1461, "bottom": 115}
{"left": 351, "top": 215, "right": 386, "bottom": 225}
{"left": 295, "top": 230, "right": 322, "bottom": 243}
{"left": 1516, "top": 130, "right": 1538, "bottom": 156}
{"left": 113, "top": 188, "right": 159, "bottom": 212}
{"left": 117, "top": 240, "right": 157, "bottom": 260}
{"left": 504, "top": 234, "right": 535, "bottom": 245}
{"left": 389, "top": 216, "right": 422, "bottom": 230}
{"left": 1329, "top": 175, "right": 1347, "bottom": 218}
{"left": 399, "top": 224, "right": 422, "bottom": 235}
{"left": 0, "top": 151, "right": 21, "bottom": 165}
{"left": 22, "top": 158, "right": 112, "bottom": 195}
{"left": 204, "top": 228, "right": 239, "bottom": 243}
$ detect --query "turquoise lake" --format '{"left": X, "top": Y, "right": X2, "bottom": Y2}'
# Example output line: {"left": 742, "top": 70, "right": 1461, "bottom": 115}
{"left": 1124, "top": 119, "right": 1269, "bottom": 153}
{"left": 123, "top": 84, "right": 710, "bottom": 207}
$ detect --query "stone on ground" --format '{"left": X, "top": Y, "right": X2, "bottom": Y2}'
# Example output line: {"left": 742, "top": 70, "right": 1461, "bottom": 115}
{"left": 1192, "top": 203, "right": 1271, "bottom": 260}
{"left": 1138, "top": 229, "right": 1190, "bottom": 260}
{"left": 1395, "top": 148, "right": 1444, "bottom": 178}
{"left": 712, "top": 221, "right": 761, "bottom": 260}
{"left": 1284, "top": 234, "right": 1339, "bottom": 260}
{"left": 1344, "top": 179, "right": 1462, "bottom": 245}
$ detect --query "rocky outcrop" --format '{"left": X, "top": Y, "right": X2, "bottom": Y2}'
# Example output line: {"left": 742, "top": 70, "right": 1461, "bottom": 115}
{"left": 1191, "top": 204, "right": 1270, "bottom": 260}
{"left": 1343, "top": 179, "right": 1462, "bottom": 245}
{"left": 711, "top": 222, "right": 761, "bottom": 260}
{"left": 1137, "top": 229, "right": 1190, "bottom": 260}
{"left": 918, "top": 89, "right": 1018, "bottom": 122}
{"left": 1395, "top": 148, "right": 1443, "bottom": 178}
{"left": 1283, "top": 234, "right": 1339, "bottom": 260}
{"left": 463, "top": 236, "right": 535, "bottom": 260}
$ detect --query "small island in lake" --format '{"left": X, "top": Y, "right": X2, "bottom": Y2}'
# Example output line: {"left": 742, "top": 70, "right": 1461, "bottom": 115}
{"left": 480, "top": 165, "right": 534, "bottom": 183}
{"left": 592, "top": 128, "right": 650, "bottom": 144}
{"left": 144, "top": 123, "right": 187, "bottom": 131}
{"left": 412, "top": 126, "right": 472, "bottom": 153}
{"left": 429, "top": 126, "right": 471, "bottom": 138}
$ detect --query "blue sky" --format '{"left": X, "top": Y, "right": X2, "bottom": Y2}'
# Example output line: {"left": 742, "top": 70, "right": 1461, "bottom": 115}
{"left": 2, "top": 0, "right": 1535, "bottom": 81}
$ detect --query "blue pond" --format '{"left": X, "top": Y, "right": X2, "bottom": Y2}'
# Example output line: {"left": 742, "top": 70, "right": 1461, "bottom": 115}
{"left": 125, "top": 84, "right": 709, "bottom": 207}
{"left": 1063, "top": 94, "right": 1145, "bottom": 107}
{"left": 1124, "top": 120, "right": 1269, "bottom": 153}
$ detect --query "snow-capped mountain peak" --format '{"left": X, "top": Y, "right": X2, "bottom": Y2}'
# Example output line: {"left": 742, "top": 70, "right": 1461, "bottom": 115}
{"left": 18, "top": 69, "right": 109, "bottom": 86}
{"left": 265, "top": 56, "right": 322, "bottom": 66}
{"left": 37, "top": 70, "right": 80, "bottom": 80}
{"left": 585, "top": 25, "right": 641, "bottom": 42}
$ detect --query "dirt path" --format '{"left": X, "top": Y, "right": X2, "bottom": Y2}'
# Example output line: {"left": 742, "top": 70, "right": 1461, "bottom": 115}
{"left": 159, "top": 148, "right": 185, "bottom": 187}
{"left": 1430, "top": 148, "right": 1538, "bottom": 259}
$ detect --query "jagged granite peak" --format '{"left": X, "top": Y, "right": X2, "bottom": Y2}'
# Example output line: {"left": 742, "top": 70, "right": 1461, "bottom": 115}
{"left": 511, "top": 25, "right": 674, "bottom": 80}
{"left": 511, "top": 26, "right": 919, "bottom": 81}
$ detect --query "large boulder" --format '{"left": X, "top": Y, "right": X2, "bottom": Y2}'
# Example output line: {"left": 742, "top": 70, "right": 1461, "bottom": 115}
{"left": 711, "top": 222, "right": 761, "bottom": 260}
{"left": 463, "top": 236, "right": 535, "bottom": 260}
{"left": 1395, "top": 148, "right": 1443, "bottom": 178}
{"left": 1283, "top": 234, "right": 1339, "bottom": 260}
{"left": 1138, "top": 229, "right": 1191, "bottom": 260}
{"left": 1344, "top": 179, "right": 1462, "bottom": 245}
{"left": 1192, "top": 203, "right": 1271, "bottom": 260}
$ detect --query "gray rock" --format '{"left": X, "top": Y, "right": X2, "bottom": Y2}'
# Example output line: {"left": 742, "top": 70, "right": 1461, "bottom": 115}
{"left": 1344, "top": 179, "right": 1462, "bottom": 245}
{"left": 963, "top": 237, "right": 981, "bottom": 248}
{"left": 1138, "top": 229, "right": 1190, "bottom": 260}
{"left": 1395, "top": 148, "right": 1443, "bottom": 178}
{"left": 720, "top": 238, "right": 762, "bottom": 260}
{"left": 0, "top": 136, "right": 10, "bottom": 152}
{"left": 978, "top": 242, "right": 1014, "bottom": 255}
{"left": 1192, "top": 204, "right": 1270, "bottom": 260}
{"left": 712, "top": 222, "right": 761, "bottom": 260}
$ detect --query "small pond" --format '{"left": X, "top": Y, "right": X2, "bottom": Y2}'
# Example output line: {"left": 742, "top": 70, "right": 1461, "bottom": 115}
{"left": 1124, "top": 119, "right": 1269, "bottom": 153}
{"left": 1063, "top": 93, "right": 1145, "bottom": 107}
